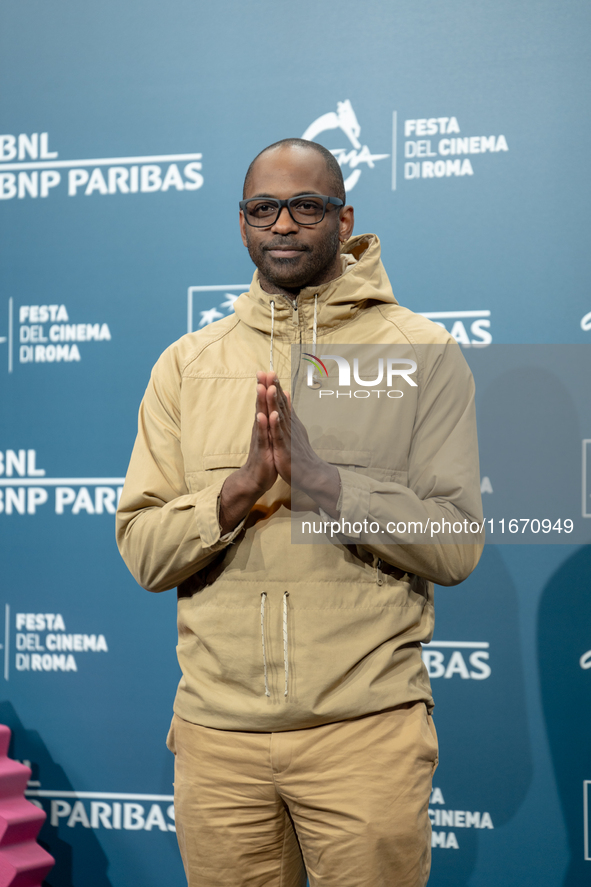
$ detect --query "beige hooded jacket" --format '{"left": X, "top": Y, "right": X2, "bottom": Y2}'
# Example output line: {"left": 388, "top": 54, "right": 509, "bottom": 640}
{"left": 116, "top": 234, "right": 483, "bottom": 731}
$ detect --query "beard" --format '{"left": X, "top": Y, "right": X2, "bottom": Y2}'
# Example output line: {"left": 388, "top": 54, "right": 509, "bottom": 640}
{"left": 245, "top": 226, "right": 341, "bottom": 291}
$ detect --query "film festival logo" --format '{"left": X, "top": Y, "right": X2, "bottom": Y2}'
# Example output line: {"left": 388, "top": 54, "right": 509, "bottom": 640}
{"left": 302, "top": 103, "right": 509, "bottom": 188}
{"left": 428, "top": 784, "right": 494, "bottom": 850}
{"left": 3, "top": 610, "right": 108, "bottom": 677}
{"left": 0, "top": 299, "right": 112, "bottom": 372}
{"left": 302, "top": 100, "right": 389, "bottom": 191}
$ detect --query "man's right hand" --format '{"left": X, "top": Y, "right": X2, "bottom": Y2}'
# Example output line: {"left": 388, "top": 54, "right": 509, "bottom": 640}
{"left": 218, "top": 374, "right": 278, "bottom": 535}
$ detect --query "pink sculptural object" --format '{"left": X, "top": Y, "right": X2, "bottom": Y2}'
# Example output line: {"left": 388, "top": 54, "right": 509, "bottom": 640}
{"left": 0, "top": 724, "right": 54, "bottom": 887}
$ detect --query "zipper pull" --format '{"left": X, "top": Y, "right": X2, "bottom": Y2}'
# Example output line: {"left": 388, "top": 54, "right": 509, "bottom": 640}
{"left": 292, "top": 301, "right": 299, "bottom": 326}
{"left": 376, "top": 558, "right": 384, "bottom": 586}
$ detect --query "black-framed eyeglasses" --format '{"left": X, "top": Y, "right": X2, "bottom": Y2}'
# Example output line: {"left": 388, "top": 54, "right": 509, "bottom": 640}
{"left": 239, "top": 194, "right": 344, "bottom": 228}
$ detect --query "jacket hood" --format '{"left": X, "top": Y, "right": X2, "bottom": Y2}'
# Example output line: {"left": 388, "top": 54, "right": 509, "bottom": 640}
{"left": 234, "top": 233, "right": 398, "bottom": 336}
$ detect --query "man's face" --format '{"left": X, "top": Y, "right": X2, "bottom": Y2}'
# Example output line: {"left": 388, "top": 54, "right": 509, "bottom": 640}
{"left": 240, "top": 146, "right": 354, "bottom": 293}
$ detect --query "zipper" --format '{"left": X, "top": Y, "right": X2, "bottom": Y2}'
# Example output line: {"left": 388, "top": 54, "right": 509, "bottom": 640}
{"left": 288, "top": 295, "right": 303, "bottom": 392}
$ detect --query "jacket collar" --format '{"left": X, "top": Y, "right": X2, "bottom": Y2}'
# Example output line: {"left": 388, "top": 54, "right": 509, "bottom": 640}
{"left": 233, "top": 233, "right": 398, "bottom": 336}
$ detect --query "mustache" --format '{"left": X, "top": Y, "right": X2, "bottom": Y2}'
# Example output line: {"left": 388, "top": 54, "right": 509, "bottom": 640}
{"left": 262, "top": 240, "right": 310, "bottom": 251}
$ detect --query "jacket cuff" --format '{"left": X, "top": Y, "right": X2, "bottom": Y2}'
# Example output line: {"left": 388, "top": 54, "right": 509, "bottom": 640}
{"left": 336, "top": 467, "right": 372, "bottom": 537}
{"left": 196, "top": 477, "right": 245, "bottom": 549}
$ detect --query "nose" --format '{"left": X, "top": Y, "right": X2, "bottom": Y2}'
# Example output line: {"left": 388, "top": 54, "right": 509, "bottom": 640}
{"left": 271, "top": 205, "right": 299, "bottom": 235}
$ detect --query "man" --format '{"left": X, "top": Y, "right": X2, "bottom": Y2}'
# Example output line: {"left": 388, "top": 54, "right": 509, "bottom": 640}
{"left": 116, "top": 138, "right": 483, "bottom": 887}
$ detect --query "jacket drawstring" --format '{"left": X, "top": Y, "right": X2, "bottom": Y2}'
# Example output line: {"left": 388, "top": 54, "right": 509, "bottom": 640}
{"left": 260, "top": 591, "right": 290, "bottom": 698}
{"left": 308, "top": 295, "right": 321, "bottom": 389}
{"left": 260, "top": 593, "right": 270, "bottom": 697}
{"left": 283, "top": 591, "right": 290, "bottom": 697}
{"left": 269, "top": 300, "right": 275, "bottom": 372}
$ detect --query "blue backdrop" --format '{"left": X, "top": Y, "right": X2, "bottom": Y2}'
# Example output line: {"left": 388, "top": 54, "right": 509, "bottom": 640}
{"left": 1, "top": 1, "right": 590, "bottom": 885}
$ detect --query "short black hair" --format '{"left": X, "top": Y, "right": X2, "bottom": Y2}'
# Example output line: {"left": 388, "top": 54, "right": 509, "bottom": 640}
{"left": 243, "top": 138, "right": 346, "bottom": 204}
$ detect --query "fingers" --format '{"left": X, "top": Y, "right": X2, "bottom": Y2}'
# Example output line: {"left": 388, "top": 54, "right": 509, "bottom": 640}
{"left": 273, "top": 375, "right": 290, "bottom": 409}
{"left": 257, "top": 373, "right": 291, "bottom": 442}
{"left": 255, "top": 410, "right": 269, "bottom": 434}
{"left": 266, "top": 377, "right": 287, "bottom": 446}
{"left": 256, "top": 380, "right": 269, "bottom": 417}
{"left": 268, "top": 409, "right": 284, "bottom": 443}
{"left": 249, "top": 408, "right": 270, "bottom": 455}
{"left": 266, "top": 377, "right": 290, "bottom": 421}
{"left": 257, "top": 371, "right": 290, "bottom": 402}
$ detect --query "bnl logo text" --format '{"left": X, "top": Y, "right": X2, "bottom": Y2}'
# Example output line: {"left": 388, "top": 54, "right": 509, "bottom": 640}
{"left": 420, "top": 310, "right": 492, "bottom": 346}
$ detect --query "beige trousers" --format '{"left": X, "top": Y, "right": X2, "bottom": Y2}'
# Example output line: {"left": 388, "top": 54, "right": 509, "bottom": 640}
{"left": 168, "top": 703, "right": 438, "bottom": 887}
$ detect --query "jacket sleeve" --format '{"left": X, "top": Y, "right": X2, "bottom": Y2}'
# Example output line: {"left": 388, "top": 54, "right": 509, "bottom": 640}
{"left": 336, "top": 342, "right": 484, "bottom": 586}
{"left": 116, "top": 345, "right": 244, "bottom": 592}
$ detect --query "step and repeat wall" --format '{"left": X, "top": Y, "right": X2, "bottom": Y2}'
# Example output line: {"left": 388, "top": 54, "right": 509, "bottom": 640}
{"left": 1, "top": 1, "right": 590, "bottom": 885}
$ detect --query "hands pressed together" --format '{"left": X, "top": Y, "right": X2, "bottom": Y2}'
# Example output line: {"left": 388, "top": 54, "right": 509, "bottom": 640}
{"left": 219, "top": 372, "right": 341, "bottom": 535}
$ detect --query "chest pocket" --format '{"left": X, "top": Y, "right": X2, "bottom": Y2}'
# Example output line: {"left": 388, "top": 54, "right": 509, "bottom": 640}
{"left": 314, "top": 448, "right": 408, "bottom": 486}
{"left": 186, "top": 452, "right": 248, "bottom": 494}
{"left": 314, "top": 448, "right": 371, "bottom": 469}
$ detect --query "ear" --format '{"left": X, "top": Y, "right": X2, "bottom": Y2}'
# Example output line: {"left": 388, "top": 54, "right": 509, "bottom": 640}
{"left": 239, "top": 210, "right": 248, "bottom": 247}
{"left": 338, "top": 205, "right": 355, "bottom": 243}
